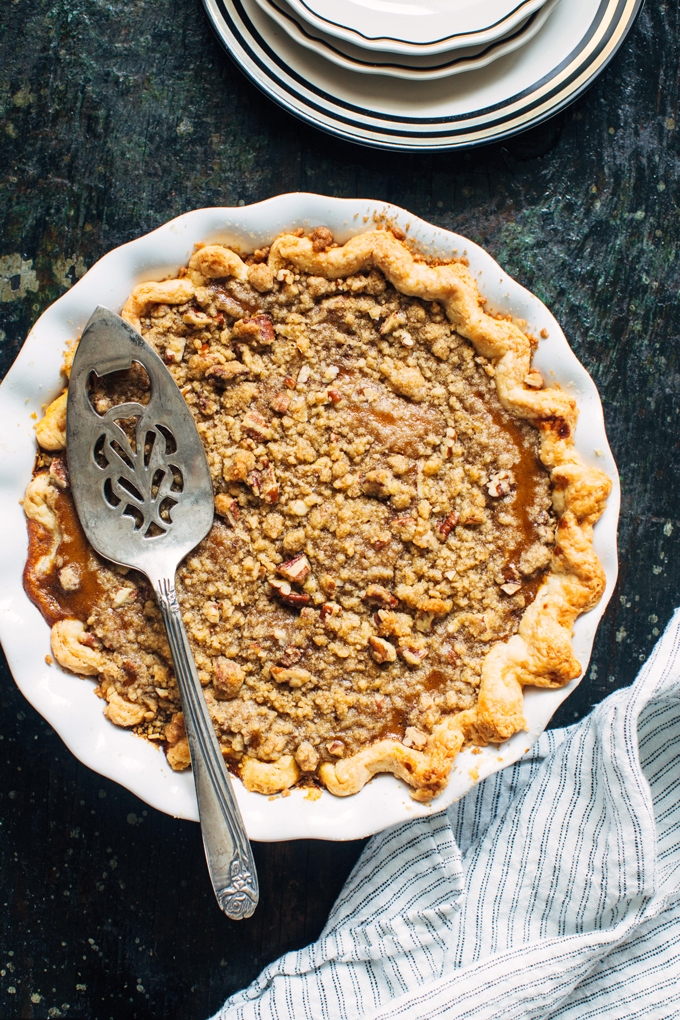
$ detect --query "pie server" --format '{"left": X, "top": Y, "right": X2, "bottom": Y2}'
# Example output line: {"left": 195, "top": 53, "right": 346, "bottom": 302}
{"left": 67, "top": 305, "right": 259, "bottom": 920}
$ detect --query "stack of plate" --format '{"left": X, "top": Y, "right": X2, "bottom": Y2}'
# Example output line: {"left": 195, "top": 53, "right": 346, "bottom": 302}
{"left": 202, "top": 0, "right": 642, "bottom": 149}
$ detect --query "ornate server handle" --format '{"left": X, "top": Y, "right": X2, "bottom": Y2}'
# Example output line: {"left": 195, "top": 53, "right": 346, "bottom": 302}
{"left": 155, "top": 576, "right": 259, "bottom": 919}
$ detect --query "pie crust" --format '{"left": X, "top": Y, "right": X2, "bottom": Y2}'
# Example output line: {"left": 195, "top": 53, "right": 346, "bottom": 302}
{"left": 23, "top": 228, "right": 611, "bottom": 802}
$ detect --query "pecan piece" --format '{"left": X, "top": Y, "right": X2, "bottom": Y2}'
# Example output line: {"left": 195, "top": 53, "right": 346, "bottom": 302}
{"left": 242, "top": 409, "right": 274, "bottom": 441}
{"left": 270, "top": 391, "right": 291, "bottom": 414}
{"left": 436, "top": 511, "right": 459, "bottom": 539}
{"left": 247, "top": 460, "right": 279, "bottom": 504}
{"left": 363, "top": 584, "right": 398, "bottom": 608}
{"left": 524, "top": 369, "right": 544, "bottom": 389}
{"left": 205, "top": 361, "right": 249, "bottom": 386}
{"left": 277, "top": 553, "right": 311, "bottom": 585}
{"left": 232, "top": 313, "right": 275, "bottom": 346}
{"left": 403, "top": 727, "right": 428, "bottom": 750}
{"left": 487, "top": 470, "right": 514, "bottom": 498}
{"left": 398, "top": 638, "right": 429, "bottom": 667}
{"left": 48, "top": 456, "right": 69, "bottom": 490}
{"left": 59, "top": 565, "right": 81, "bottom": 592}
{"left": 270, "top": 666, "right": 316, "bottom": 688}
{"left": 214, "top": 494, "right": 240, "bottom": 525}
{"left": 368, "top": 636, "right": 397, "bottom": 664}
{"left": 268, "top": 578, "right": 311, "bottom": 608}
{"left": 278, "top": 645, "right": 303, "bottom": 667}
{"left": 320, "top": 602, "right": 341, "bottom": 621}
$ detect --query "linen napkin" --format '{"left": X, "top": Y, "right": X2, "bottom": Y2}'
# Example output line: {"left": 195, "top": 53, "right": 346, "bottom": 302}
{"left": 211, "top": 609, "right": 680, "bottom": 1020}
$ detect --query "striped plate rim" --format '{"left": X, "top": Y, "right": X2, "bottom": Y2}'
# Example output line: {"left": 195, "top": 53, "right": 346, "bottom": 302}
{"left": 202, "top": 0, "right": 643, "bottom": 150}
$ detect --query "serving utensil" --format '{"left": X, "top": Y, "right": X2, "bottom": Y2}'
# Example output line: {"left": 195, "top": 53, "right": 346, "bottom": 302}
{"left": 66, "top": 305, "right": 258, "bottom": 920}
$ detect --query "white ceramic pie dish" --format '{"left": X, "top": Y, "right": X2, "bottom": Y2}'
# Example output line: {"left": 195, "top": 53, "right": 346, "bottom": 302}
{"left": 0, "top": 194, "right": 620, "bottom": 841}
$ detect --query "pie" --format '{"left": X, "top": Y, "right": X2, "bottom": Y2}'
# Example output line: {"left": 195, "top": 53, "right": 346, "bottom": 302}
{"left": 23, "top": 226, "right": 611, "bottom": 801}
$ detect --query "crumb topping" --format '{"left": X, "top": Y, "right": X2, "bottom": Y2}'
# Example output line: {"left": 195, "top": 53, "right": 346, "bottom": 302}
{"left": 25, "top": 247, "right": 557, "bottom": 782}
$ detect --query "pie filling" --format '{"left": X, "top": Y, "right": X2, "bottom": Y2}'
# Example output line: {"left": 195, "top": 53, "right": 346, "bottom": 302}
{"left": 24, "top": 227, "right": 611, "bottom": 800}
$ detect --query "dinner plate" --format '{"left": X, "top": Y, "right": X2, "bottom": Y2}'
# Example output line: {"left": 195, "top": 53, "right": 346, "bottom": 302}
{"left": 0, "top": 195, "right": 620, "bottom": 841}
{"left": 202, "top": 0, "right": 642, "bottom": 150}
{"left": 253, "top": 0, "right": 561, "bottom": 80}
{"left": 284, "top": 0, "right": 549, "bottom": 54}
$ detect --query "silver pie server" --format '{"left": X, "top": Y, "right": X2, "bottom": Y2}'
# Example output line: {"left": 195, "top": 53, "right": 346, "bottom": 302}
{"left": 66, "top": 305, "right": 258, "bottom": 920}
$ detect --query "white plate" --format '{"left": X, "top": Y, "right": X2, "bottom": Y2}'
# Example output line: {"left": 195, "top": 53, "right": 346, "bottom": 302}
{"left": 253, "top": 0, "right": 561, "bottom": 80}
{"left": 285, "top": 0, "right": 548, "bottom": 54}
{"left": 0, "top": 196, "right": 620, "bottom": 841}
{"left": 202, "top": 0, "right": 642, "bottom": 150}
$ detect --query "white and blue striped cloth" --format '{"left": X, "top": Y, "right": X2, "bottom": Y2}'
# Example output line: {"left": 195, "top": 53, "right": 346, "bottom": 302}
{"left": 212, "top": 609, "right": 680, "bottom": 1020}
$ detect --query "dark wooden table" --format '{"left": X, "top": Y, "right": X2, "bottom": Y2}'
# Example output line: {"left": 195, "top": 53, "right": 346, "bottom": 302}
{"left": 1, "top": 1, "right": 678, "bottom": 1017}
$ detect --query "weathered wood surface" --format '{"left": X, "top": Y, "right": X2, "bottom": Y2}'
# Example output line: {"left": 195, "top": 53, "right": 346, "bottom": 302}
{"left": 0, "top": 0, "right": 678, "bottom": 1016}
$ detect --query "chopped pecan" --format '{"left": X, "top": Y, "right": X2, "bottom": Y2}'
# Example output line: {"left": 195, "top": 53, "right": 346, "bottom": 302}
{"left": 320, "top": 574, "right": 337, "bottom": 596}
{"left": 277, "top": 553, "right": 311, "bottom": 585}
{"left": 368, "top": 636, "right": 397, "bottom": 664}
{"left": 415, "top": 612, "right": 434, "bottom": 634}
{"left": 268, "top": 579, "right": 311, "bottom": 608}
{"left": 205, "top": 361, "right": 249, "bottom": 387}
{"left": 398, "top": 639, "right": 429, "bottom": 667}
{"left": 214, "top": 494, "right": 240, "bottom": 525}
{"left": 363, "top": 584, "right": 398, "bottom": 608}
{"left": 320, "top": 602, "right": 341, "bottom": 621}
{"left": 326, "top": 740, "right": 345, "bottom": 757}
{"left": 403, "top": 727, "right": 428, "bottom": 750}
{"left": 242, "top": 409, "right": 274, "bottom": 441}
{"left": 487, "top": 470, "right": 514, "bottom": 498}
{"left": 183, "top": 307, "right": 212, "bottom": 327}
{"left": 436, "top": 511, "right": 459, "bottom": 538}
{"left": 278, "top": 645, "right": 303, "bottom": 667}
{"left": 270, "top": 391, "right": 291, "bottom": 414}
{"left": 59, "top": 564, "right": 81, "bottom": 592}
{"left": 232, "top": 313, "right": 274, "bottom": 346}
{"left": 524, "top": 369, "right": 544, "bottom": 389}
{"left": 270, "top": 666, "right": 315, "bottom": 688}
{"left": 48, "top": 456, "right": 69, "bottom": 489}
{"left": 247, "top": 460, "right": 279, "bottom": 504}
{"left": 210, "top": 290, "right": 247, "bottom": 320}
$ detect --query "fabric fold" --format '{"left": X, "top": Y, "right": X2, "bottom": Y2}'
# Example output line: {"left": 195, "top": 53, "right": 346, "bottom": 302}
{"left": 212, "top": 609, "right": 680, "bottom": 1020}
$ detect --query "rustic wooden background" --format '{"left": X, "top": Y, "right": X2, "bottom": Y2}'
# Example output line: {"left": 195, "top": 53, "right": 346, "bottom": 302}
{"left": 1, "top": 0, "right": 678, "bottom": 1016}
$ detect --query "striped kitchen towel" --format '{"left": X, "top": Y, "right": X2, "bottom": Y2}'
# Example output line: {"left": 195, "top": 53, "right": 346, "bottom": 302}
{"left": 211, "top": 608, "right": 680, "bottom": 1020}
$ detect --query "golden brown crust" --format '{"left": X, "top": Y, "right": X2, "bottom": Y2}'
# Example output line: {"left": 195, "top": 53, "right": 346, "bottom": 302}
{"left": 28, "top": 228, "right": 610, "bottom": 801}
{"left": 121, "top": 278, "right": 195, "bottom": 333}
